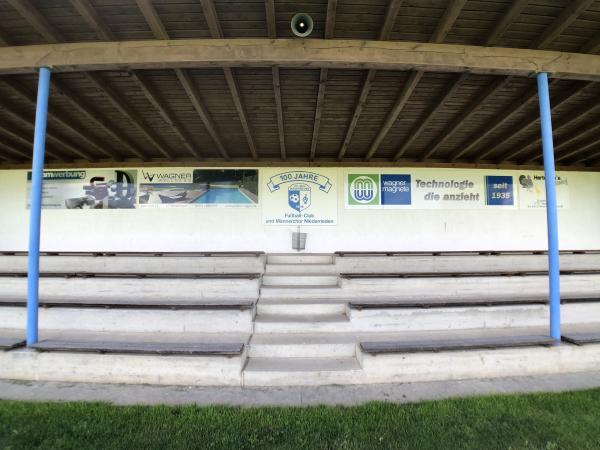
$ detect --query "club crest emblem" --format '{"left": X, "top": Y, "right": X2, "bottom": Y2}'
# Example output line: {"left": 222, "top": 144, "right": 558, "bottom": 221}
{"left": 288, "top": 183, "right": 311, "bottom": 212}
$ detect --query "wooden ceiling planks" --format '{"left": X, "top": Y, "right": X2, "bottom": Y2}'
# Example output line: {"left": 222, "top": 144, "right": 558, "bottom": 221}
{"left": 0, "top": 0, "right": 598, "bottom": 167}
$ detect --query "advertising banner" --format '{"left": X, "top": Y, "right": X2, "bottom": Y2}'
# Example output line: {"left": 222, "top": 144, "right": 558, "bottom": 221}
{"left": 517, "top": 172, "right": 570, "bottom": 209}
{"left": 26, "top": 169, "right": 137, "bottom": 209}
{"left": 138, "top": 168, "right": 259, "bottom": 208}
{"left": 346, "top": 169, "right": 574, "bottom": 210}
{"left": 346, "top": 169, "right": 519, "bottom": 209}
{"left": 262, "top": 169, "right": 337, "bottom": 225}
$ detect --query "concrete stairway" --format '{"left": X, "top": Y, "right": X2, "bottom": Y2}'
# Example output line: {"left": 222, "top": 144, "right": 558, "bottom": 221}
{"left": 245, "top": 254, "right": 360, "bottom": 386}
{"left": 243, "top": 252, "right": 600, "bottom": 386}
{"left": 3, "top": 251, "right": 600, "bottom": 387}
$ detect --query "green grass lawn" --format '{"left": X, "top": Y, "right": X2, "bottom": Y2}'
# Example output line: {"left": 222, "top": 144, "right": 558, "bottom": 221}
{"left": 1, "top": 388, "right": 600, "bottom": 449}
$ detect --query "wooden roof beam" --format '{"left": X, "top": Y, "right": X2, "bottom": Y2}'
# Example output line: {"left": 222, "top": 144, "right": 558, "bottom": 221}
{"left": 531, "top": 0, "right": 595, "bottom": 49}
{"left": 136, "top": 0, "right": 169, "bottom": 40}
{"left": 0, "top": 122, "right": 34, "bottom": 159}
{"left": 393, "top": 73, "right": 467, "bottom": 161}
{"left": 200, "top": 0, "right": 258, "bottom": 160}
{"left": 485, "top": 0, "right": 529, "bottom": 45}
{"left": 497, "top": 92, "right": 600, "bottom": 163}
{"left": 271, "top": 67, "right": 286, "bottom": 160}
{"left": 11, "top": 0, "right": 152, "bottom": 161}
{"left": 363, "top": 71, "right": 422, "bottom": 161}
{"left": 336, "top": 70, "right": 376, "bottom": 160}
{"left": 310, "top": 68, "right": 328, "bottom": 161}
{"left": 51, "top": 77, "right": 147, "bottom": 160}
{"left": 430, "top": 0, "right": 468, "bottom": 43}
{"left": 222, "top": 68, "right": 258, "bottom": 160}
{"left": 336, "top": 0, "right": 403, "bottom": 160}
{"left": 442, "top": 1, "right": 540, "bottom": 162}
{"left": 0, "top": 116, "right": 65, "bottom": 161}
{"left": 309, "top": 0, "right": 337, "bottom": 161}
{"left": 70, "top": 0, "right": 115, "bottom": 41}
{"left": 0, "top": 141, "right": 27, "bottom": 161}
{"left": 175, "top": 69, "right": 230, "bottom": 160}
{"left": 421, "top": 75, "right": 511, "bottom": 161}
{"left": 553, "top": 132, "right": 600, "bottom": 164}
{"left": 84, "top": 72, "right": 172, "bottom": 159}
{"left": 134, "top": 1, "right": 229, "bottom": 159}
{"left": 0, "top": 119, "right": 67, "bottom": 162}
{"left": 392, "top": 0, "right": 476, "bottom": 160}
{"left": 265, "top": 0, "right": 286, "bottom": 160}
{"left": 581, "top": 33, "right": 600, "bottom": 54}
{"left": 129, "top": 71, "right": 201, "bottom": 159}
{"left": 0, "top": 102, "right": 79, "bottom": 160}
{"left": 1, "top": 77, "right": 118, "bottom": 160}
{"left": 378, "top": 0, "right": 404, "bottom": 41}
{"left": 449, "top": 84, "right": 538, "bottom": 162}
{"left": 79, "top": 0, "right": 197, "bottom": 158}
{"left": 2, "top": 40, "right": 600, "bottom": 80}
{"left": 265, "top": 0, "right": 276, "bottom": 38}
{"left": 365, "top": 0, "right": 467, "bottom": 161}
{"left": 6, "top": 0, "right": 64, "bottom": 43}
{"left": 541, "top": 124, "right": 600, "bottom": 163}
{"left": 391, "top": 0, "right": 471, "bottom": 161}
{"left": 574, "top": 140, "right": 600, "bottom": 164}
{"left": 492, "top": 81, "right": 591, "bottom": 162}
{"left": 0, "top": 27, "right": 9, "bottom": 46}
{"left": 135, "top": 0, "right": 216, "bottom": 159}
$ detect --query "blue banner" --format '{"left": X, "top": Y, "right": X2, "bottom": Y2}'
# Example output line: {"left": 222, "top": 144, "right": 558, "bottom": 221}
{"left": 485, "top": 175, "right": 514, "bottom": 206}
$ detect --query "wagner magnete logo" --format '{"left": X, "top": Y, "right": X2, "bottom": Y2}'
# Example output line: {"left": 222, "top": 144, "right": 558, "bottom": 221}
{"left": 348, "top": 174, "right": 380, "bottom": 205}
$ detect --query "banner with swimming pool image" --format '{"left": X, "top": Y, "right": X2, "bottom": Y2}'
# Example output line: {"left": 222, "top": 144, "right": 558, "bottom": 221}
{"left": 138, "top": 168, "right": 258, "bottom": 207}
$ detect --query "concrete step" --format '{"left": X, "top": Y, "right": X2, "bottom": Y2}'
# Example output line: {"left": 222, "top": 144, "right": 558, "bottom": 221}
{"left": 254, "top": 314, "right": 351, "bottom": 333}
{"left": 265, "top": 264, "right": 340, "bottom": 275}
{"left": 0, "top": 306, "right": 254, "bottom": 334}
{"left": 256, "top": 299, "right": 347, "bottom": 316}
{"left": 335, "top": 253, "right": 600, "bottom": 275}
{"left": 266, "top": 254, "right": 334, "bottom": 265}
{"left": 356, "top": 338, "right": 600, "bottom": 385}
{"left": 249, "top": 333, "right": 357, "bottom": 358}
{"left": 260, "top": 286, "right": 344, "bottom": 300}
{"left": 340, "top": 274, "right": 600, "bottom": 301}
{"left": 0, "top": 330, "right": 249, "bottom": 386}
{"left": 243, "top": 357, "right": 363, "bottom": 386}
{"left": 348, "top": 302, "right": 600, "bottom": 333}
{"left": 0, "top": 277, "right": 259, "bottom": 303}
{"left": 0, "top": 254, "right": 266, "bottom": 276}
{"left": 1, "top": 347, "right": 244, "bottom": 386}
{"left": 261, "top": 275, "right": 339, "bottom": 287}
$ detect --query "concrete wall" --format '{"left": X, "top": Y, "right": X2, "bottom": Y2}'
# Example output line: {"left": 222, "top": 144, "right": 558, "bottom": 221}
{"left": 1, "top": 167, "right": 599, "bottom": 252}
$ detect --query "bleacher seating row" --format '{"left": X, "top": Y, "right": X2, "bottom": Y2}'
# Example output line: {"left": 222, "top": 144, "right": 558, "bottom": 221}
{"left": 1, "top": 250, "right": 600, "bottom": 387}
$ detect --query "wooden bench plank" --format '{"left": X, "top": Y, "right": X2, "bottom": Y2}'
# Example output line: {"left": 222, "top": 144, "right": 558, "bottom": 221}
{"left": 342, "top": 271, "right": 600, "bottom": 278}
{"left": 335, "top": 250, "right": 600, "bottom": 257}
{"left": 360, "top": 335, "right": 556, "bottom": 354}
{"left": 0, "top": 251, "right": 265, "bottom": 257}
{"left": 0, "top": 299, "right": 255, "bottom": 310}
{"left": 0, "top": 337, "right": 26, "bottom": 350}
{"left": 32, "top": 339, "right": 244, "bottom": 356}
{"left": 0, "top": 272, "right": 261, "bottom": 279}
{"left": 341, "top": 272, "right": 549, "bottom": 278}
{"left": 349, "top": 298, "right": 548, "bottom": 310}
{"left": 350, "top": 298, "right": 600, "bottom": 310}
{"left": 561, "top": 332, "right": 600, "bottom": 345}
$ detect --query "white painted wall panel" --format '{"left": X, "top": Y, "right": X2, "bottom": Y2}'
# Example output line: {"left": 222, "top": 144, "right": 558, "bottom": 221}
{"left": 0, "top": 168, "right": 598, "bottom": 252}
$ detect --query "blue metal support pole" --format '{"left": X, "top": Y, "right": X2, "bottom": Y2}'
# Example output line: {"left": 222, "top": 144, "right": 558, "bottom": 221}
{"left": 537, "top": 72, "right": 561, "bottom": 341}
{"left": 26, "top": 67, "right": 51, "bottom": 346}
